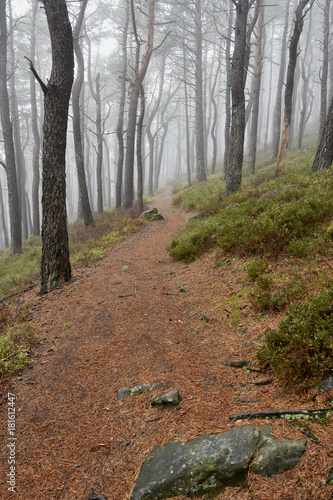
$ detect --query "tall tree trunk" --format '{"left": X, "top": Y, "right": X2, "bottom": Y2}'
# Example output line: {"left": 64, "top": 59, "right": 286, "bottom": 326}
{"left": 223, "top": 7, "right": 233, "bottom": 179}
{"left": 247, "top": 0, "right": 264, "bottom": 177}
{"left": 86, "top": 31, "right": 103, "bottom": 214}
{"left": 137, "top": 85, "right": 145, "bottom": 215}
{"left": 0, "top": 0, "right": 22, "bottom": 255}
{"left": 38, "top": 0, "right": 73, "bottom": 293}
{"left": 194, "top": 0, "right": 206, "bottom": 183}
{"left": 275, "top": 0, "right": 312, "bottom": 177}
{"left": 123, "top": 0, "right": 155, "bottom": 209}
{"left": 115, "top": 0, "right": 129, "bottom": 209}
{"left": 72, "top": 0, "right": 94, "bottom": 227}
{"left": 8, "top": 0, "right": 28, "bottom": 241}
{"left": 210, "top": 45, "right": 221, "bottom": 175}
{"left": 312, "top": 95, "right": 333, "bottom": 171}
{"left": 29, "top": 0, "right": 41, "bottom": 237}
{"left": 0, "top": 178, "right": 9, "bottom": 248}
{"left": 146, "top": 54, "right": 165, "bottom": 196}
{"left": 271, "top": 0, "right": 290, "bottom": 160}
{"left": 319, "top": 0, "right": 330, "bottom": 142}
{"left": 225, "top": 0, "right": 250, "bottom": 195}
{"left": 183, "top": 46, "right": 192, "bottom": 187}
{"left": 298, "top": 7, "right": 312, "bottom": 150}
{"left": 264, "top": 19, "right": 274, "bottom": 151}
{"left": 95, "top": 74, "right": 103, "bottom": 214}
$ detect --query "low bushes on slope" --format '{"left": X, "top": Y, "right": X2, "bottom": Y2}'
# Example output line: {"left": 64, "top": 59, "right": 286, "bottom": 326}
{"left": 170, "top": 168, "right": 333, "bottom": 262}
{"left": 257, "top": 288, "right": 333, "bottom": 390}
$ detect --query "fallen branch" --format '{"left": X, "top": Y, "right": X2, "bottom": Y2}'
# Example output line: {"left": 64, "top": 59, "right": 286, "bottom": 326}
{"left": 229, "top": 408, "right": 333, "bottom": 422}
{"left": 0, "top": 278, "right": 41, "bottom": 303}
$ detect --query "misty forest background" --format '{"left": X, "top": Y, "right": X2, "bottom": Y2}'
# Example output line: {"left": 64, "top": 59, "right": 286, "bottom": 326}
{"left": 0, "top": 0, "right": 331, "bottom": 259}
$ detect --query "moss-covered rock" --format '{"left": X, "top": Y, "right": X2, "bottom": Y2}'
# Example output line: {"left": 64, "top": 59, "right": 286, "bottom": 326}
{"left": 131, "top": 425, "right": 306, "bottom": 500}
{"left": 117, "top": 384, "right": 150, "bottom": 400}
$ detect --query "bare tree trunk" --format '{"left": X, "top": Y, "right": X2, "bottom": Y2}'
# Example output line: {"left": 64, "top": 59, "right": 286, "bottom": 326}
{"left": 210, "top": 45, "right": 221, "bottom": 175}
{"left": 8, "top": 0, "right": 28, "bottom": 240}
{"left": 72, "top": 0, "right": 94, "bottom": 226}
{"left": 298, "top": 7, "right": 313, "bottom": 149}
{"left": 38, "top": 0, "right": 73, "bottom": 293}
{"left": 223, "top": 7, "right": 233, "bottom": 179}
{"left": 0, "top": 178, "right": 9, "bottom": 248}
{"left": 247, "top": 0, "right": 264, "bottom": 177}
{"left": 195, "top": 0, "right": 206, "bottom": 183}
{"left": 312, "top": 95, "right": 333, "bottom": 171}
{"left": 146, "top": 54, "right": 165, "bottom": 196}
{"left": 275, "top": 0, "right": 312, "bottom": 177}
{"left": 271, "top": 0, "right": 290, "bottom": 160}
{"left": 225, "top": 0, "right": 251, "bottom": 195}
{"left": 86, "top": 30, "right": 103, "bottom": 214}
{"left": 123, "top": 0, "right": 155, "bottom": 209}
{"left": 183, "top": 45, "right": 192, "bottom": 187}
{"left": 29, "top": 0, "right": 41, "bottom": 237}
{"left": 137, "top": 85, "right": 145, "bottom": 215}
{"left": 0, "top": 0, "right": 22, "bottom": 256}
{"left": 319, "top": 0, "right": 330, "bottom": 142}
{"left": 95, "top": 74, "right": 103, "bottom": 214}
{"left": 264, "top": 19, "right": 274, "bottom": 151}
{"left": 115, "top": 0, "right": 129, "bottom": 209}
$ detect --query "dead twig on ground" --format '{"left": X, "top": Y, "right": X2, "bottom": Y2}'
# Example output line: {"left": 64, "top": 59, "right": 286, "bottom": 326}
{"left": 229, "top": 408, "right": 333, "bottom": 422}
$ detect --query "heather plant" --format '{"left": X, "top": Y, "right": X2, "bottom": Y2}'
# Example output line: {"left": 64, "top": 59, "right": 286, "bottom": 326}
{"left": 257, "top": 288, "right": 333, "bottom": 389}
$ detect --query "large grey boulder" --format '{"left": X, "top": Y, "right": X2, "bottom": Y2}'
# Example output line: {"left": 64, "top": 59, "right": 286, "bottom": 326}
{"left": 139, "top": 208, "right": 164, "bottom": 221}
{"left": 252, "top": 425, "right": 306, "bottom": 477}
{"left": 131, "top": 425, "right": 306, "bottom": 500}
{"left": 131, "top": 426, "right": 260, "bottom": 499}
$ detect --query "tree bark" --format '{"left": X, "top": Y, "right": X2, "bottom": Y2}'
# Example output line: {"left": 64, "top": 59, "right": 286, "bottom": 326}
{"left": 194, "top": 0, "right": 207, "bottom": 183}
{"left": 8, "top": 0, "right": 28, "bottom": 241}
{"left": 223, "top": 7, "right": 233, "bottom": 179}
{"left": 29, "top": 0, "right": 41, "bottom": 237}
{"left": 39, "top": 0, "right": 73, "bottom": 294}
{"left": 271, "top": 0, "right": 290, "bottom": 160}
{"left": 275, "top": 0, "right": 312, "bottom": 177}
{"left": 136, "top": 85, "right": 145, "bottom": 215}
{"left": 247, "top": 0, "right": 264, "bottom": 177}
{"left": 0, "top": 178, "right": 9, "bottom": 248}
{"left": 72, "top": 0, "right": 94, "bottom": 227}
{"left": 319, "top": 0, "right": 330, "bottom": 142}
{"left": 115, "top": 0, "right": 129, "bottom": 209}
{"left": 183, "top": 45, "right": 192, "bottom": 187}
{"left": 298, "top": 7, "right": 313, "bottom": 150}
{"left": 312, "top": 95, "right": 333, "bottom": 171}
{"left": 123, "top": 0, "right": 155, "bottom": 209}
{"left": 225, "top": 0, "right": 251, "bottom": 195}
{"left": 0, "top": 0, "right": 22, "bottom": 256}
{"left": 146, "top": 54, "right": 166, "bottom": 196}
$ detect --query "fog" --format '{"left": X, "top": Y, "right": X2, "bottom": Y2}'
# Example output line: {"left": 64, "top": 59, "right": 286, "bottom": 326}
{"left": 0, "top": 0, "right": 329, "bottom": 249}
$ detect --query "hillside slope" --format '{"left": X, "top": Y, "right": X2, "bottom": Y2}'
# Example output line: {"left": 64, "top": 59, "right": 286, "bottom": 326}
{"left": 0, "top": 190, "right": 332, "bottom": 500}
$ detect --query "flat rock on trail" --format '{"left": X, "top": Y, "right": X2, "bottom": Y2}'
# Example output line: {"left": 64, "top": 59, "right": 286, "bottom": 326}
{"left": 0, "top": 191, "right": 332, "bottom": 500}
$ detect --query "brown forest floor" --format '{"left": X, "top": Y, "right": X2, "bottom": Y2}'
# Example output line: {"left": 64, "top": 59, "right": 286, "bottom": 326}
{"left": 1, "top": 190, "right": 333, "bottom": 500}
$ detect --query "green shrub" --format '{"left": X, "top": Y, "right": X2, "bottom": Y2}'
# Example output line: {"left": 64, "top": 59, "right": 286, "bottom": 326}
{"left": 170, "top": 167, "right": 333, "bottom": 262}
{"left": 0, "top": 325, "right": 37, "bottom": 378}
{"left": 257, "top": 288, "right": 333, "bottom": 389}
{"left": 249, "top": 270, "right": 306, "bottom": 312}
{"left": 246, "top": 257, "right": 269, "bottom": 280}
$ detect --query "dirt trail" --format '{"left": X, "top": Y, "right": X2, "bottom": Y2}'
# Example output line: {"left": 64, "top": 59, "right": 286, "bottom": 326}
{"left": 0, "top": 191, "right": 332, "bottom": 500}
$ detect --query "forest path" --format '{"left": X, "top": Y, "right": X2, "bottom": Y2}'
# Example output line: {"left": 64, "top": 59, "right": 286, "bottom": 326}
{"left": 0, "top": 189, "right": 332, "bottom": 500}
